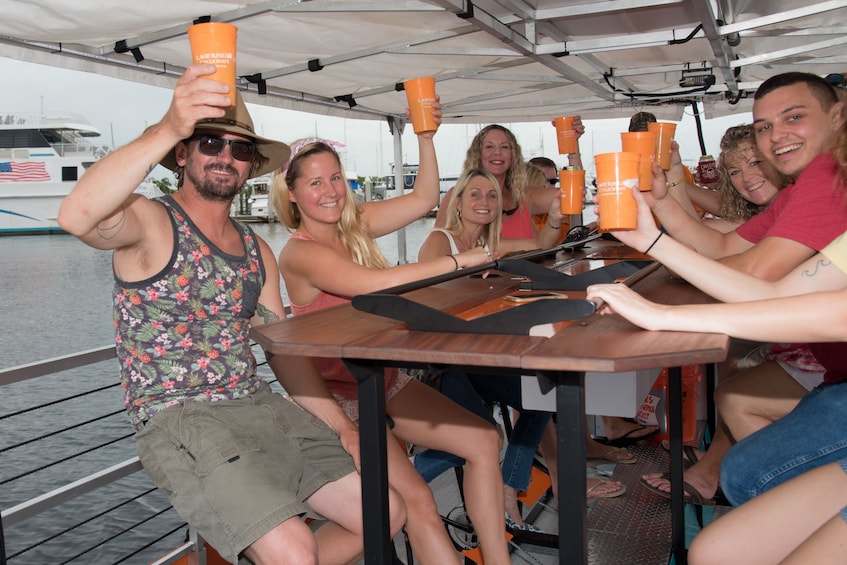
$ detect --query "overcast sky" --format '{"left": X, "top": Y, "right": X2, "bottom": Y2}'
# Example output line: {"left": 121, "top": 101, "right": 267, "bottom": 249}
{"left": 4, "top": 56, "right": 750, "bottom": 180}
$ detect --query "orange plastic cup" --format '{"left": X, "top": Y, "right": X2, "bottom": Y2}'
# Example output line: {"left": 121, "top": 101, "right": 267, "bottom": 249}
{"left": 553, "top": 116, "right": 578, "bottom": 155}
{"left": 648, "top": 122, "right": 677, "bottom": 170}
{"left": 620, "top": 131, "right": 657, "bottom": 191}
{"left": 404, "top": 77, "right": 438, "bottom": 134}
{"left": 559, "top": 168, "right": 586, "bottom": 215}
{"left": 188, "top": 22, "right": 238, "bottom": 108}
{"left": 594, "top": 152, "right": 640, "bottom": 232}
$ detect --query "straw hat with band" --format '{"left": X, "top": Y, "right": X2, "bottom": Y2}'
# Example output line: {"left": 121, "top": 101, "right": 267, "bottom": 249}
{"left": 159, "top": 92, "right": 290, "bottom": 179}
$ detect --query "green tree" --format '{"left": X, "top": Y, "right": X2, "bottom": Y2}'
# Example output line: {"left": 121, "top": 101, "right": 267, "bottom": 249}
{"left": 152, "top": 177, "right": 176, "bottom": 195}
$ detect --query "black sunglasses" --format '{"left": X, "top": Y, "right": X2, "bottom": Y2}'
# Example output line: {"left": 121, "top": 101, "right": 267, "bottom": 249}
{"left": 547, "top": 177, "right": 559, "bottom": 186}
{"left": 190, "top": 134, "right": 256, "bottom": 162}
{"left": 826, "top": 73, "right": 846, "bottom": 88}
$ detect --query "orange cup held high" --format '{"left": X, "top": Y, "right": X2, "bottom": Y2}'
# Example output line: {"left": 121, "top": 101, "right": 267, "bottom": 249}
{"left": 187, "top": 22, "right": 238, "bottom": 108}
{"left": 647, "top": 121, "right": 677, "bottom": 170}
{"left": 620, "top": 131, "right": 657, "bottom": 191}
{"left": 553, "top": 116, "right": 578, "bottom": 155}
{"left": 404, "top": 77, "right": 438, "bottom": 134}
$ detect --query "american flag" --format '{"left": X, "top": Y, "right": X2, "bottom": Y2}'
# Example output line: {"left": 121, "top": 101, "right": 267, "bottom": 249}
{"left": 0, "top": 161, "right": 51, "bottom": 182}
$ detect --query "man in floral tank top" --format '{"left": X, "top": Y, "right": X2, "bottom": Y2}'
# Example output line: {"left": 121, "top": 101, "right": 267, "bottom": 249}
{"left": 58, "top": 65, "right": 405, "bottom": 564}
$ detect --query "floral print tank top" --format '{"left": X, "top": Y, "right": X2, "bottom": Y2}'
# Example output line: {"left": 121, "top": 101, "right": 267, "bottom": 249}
{"left": 113, "top": 196, "right": 265, "bottom": 428}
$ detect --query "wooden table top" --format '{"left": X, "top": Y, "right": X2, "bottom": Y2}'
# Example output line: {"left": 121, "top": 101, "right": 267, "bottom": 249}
{"left": 251, "top": 242, "right": 730, "bottom": 372}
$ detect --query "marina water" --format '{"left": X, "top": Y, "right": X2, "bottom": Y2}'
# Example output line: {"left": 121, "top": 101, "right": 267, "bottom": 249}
{"left": 0, "top": 217, "right": 434, "bottom": 564}
{"left": 0, "top": 208, "right": 597, "bottom": 563}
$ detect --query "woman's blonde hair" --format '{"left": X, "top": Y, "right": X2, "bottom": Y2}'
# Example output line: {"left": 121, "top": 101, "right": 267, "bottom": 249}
{"left": 462, "top": 125, "right": 527, "bottom": 208}
{"left": 716, "top": 124, "right": 790, "bottom": 221}
{"left": 524, "top": 163, "right": 547, "bottom": 191}
{"left": 273, "top": 140, "right": 389, "bottom": 268}
{"left": 443, "top": 168, "right": 503, "bottom": 251}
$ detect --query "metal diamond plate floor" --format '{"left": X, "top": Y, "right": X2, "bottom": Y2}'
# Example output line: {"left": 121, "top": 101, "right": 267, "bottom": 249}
{"left": 387, "top": 440, "right": 732, "bottom": 565}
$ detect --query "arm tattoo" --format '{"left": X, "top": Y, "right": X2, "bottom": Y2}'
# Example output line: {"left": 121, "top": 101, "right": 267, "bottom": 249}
{"left": 256, "top": 303, "right": 281, "bottom": 324}
{"left": 95, "top": 205, "right": 126, "bottom": 240}
{"left": 801, "top": 258, "right": 832, "bottom": 278}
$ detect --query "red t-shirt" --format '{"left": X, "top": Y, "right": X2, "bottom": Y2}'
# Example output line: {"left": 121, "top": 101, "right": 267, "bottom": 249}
{"left": 737, "top": 153, "right": 847, "bottom": 384}
{"left": 736, "top": 153, "right": 847, "bottom": 251}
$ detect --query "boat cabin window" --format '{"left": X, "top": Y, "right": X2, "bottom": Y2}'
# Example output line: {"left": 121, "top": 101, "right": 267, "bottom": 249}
{"left": 62, "top": 166, "right": 79, "bottom": 181}
{"left": 0, "top": 129, "right": 51, "bottom": 149}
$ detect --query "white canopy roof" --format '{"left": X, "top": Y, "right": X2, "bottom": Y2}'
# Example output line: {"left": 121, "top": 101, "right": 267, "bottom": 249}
{"left": 1, "top": 0, "right": 845, "bottom": 126}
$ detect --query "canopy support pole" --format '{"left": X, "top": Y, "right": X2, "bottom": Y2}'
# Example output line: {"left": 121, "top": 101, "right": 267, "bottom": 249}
{"left": 388, "top": 116, "right": 408, "bottom": 264}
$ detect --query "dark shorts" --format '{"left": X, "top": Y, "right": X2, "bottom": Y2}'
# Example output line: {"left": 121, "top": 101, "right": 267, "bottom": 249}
{"left": 135, "top": 382, "right": 355, "bottom": 563}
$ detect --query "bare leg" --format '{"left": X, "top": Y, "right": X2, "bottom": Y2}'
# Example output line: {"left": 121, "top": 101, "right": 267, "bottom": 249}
{"left": 644, "top": 362, "right": 807, "bottom": 501}
{"left": 383, "top": 427, "right": 462, "bottom": 565}
{"left": 717, "top": 361, "right": 809, "bottom": 441}
{"left": 247, "top": 471, "right": 406, "bottom": 565}
{"left": 243, "top": 517, "right": 319, "bottom": 565}
{"left": 538, "top": 420, "right": 624, "bottom": 501}
{"left": 389, "top": 380, "right": 511, "bottom": 565}
{"left": 504, "top": 484, "right": 526, "bottom": 527}
{"left": 642, "top": 420, "right": 729, "bottom": 500}
{"left": 782, "top": 512, "right": 847, "bottom": 565}
{"left": 689, "top": 462, "right": 847, "bottom": 565}
{"left": 307, "top": 471, "right": 407, "bottom": 565}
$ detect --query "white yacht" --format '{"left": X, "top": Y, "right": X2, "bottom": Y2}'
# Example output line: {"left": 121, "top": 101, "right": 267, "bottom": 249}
{"left": 0, "top": 113, "right": 106, "bottom": 234}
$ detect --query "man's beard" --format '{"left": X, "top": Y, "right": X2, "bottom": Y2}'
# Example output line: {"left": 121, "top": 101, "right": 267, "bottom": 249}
{"left": 185, "top": 162, "right": 246, "bottom": 202}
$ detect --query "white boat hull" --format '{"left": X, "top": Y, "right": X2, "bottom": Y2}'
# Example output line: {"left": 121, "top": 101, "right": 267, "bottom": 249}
{"left": 0, "top": 175, "right": 79, "bottom": 234}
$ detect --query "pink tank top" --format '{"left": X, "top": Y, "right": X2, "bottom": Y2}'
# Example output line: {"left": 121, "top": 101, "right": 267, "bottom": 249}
{"left": 287, "top": 231, "right": 399, "bottom": 400}
{"left": 501, "top": 203, "right": 535, "bottom": 239}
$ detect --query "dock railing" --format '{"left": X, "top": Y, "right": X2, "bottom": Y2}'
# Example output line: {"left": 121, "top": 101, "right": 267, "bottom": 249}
{"left": 0, "top": 343, "right": 274, "bottom": 565}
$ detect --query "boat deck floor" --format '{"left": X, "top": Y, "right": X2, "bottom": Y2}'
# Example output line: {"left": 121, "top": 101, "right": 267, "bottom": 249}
{"left": 381, "top": 440, "right": 731, "bottom": 564}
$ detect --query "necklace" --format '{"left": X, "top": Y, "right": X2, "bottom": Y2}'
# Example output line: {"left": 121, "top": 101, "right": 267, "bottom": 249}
{"left": 457, "top": 232, "right": 483, "bottom": 251}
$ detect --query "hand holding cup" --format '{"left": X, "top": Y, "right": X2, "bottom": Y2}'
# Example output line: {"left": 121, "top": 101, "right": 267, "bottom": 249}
{"left": 404, "top": 77, "right": 439, "bottom": 134}
{"left": 187, "top": 22, "right": 238, "bottom": 108}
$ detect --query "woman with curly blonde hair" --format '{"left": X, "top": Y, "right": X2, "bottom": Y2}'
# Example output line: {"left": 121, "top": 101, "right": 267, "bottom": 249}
{"left": 714, "top": 124, "right": 789, "bottom": 225}
{"left": 663, "top": 125, "right": 787, "bottom": 233}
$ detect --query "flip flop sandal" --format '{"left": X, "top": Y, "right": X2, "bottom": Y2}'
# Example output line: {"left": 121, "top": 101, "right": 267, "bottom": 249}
{"left": 639, "top": 472, "right": 717, "bottom": 506}
{"left": 598, "top": 425, "right": 660, "bottom": 447}
{"left": 661, "top": 441, "right": 704, "bottom": 469}
{"left": 586, "top": 479, "right": 627, "bottom": 500}
{"left": 587, "top": 447, "right": 638, "bottom": 465}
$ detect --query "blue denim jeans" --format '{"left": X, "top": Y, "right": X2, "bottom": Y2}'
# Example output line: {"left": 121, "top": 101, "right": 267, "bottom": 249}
{"left": 840, "top": 458, "right": 847, "bottom": 523}
{"left": 413, "top": 371, "right": 551, "bottom": 491}
{"left": 721, "top": 382, "right": 847, "bottom": 506}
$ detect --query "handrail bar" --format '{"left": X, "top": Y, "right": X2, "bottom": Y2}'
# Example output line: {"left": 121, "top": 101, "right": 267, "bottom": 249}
{"left": 148, "top": 541, "right": 196, "bottom": 565}
{"left": 1, "top": 457, "right": 143, "bottom": 527}
{"left": 0, "top": 318, "right": 280, "bottom": 563}
{"left": 0, "top": 345, "right": 116, "bottom": 386}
